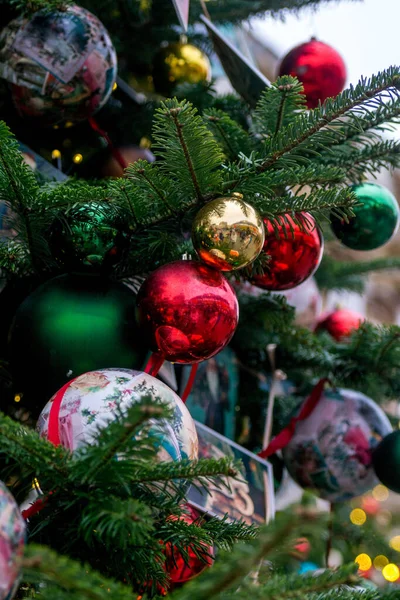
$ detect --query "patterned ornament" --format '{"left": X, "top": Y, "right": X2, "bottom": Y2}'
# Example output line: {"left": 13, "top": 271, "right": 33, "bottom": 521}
{"left": 330, "top": 183, "right": 400, "bottom": 251}
{"left": 0, "top": 5, "right": 117, "bottom": 126}
{"left": 315, "top": 308, "right": 364, "bottom": 341}
{"left": 152, "top": 42, "right": 211, "bottom": 95}
{"left": 251, "top": 213, "right": 323, "bottom": 291}
{"left": 372, "top": 431, "right": 400, "bottom": 494}
{"left": 0, "top": 482, "right": 26, "bottom": 600}
{"left": 191, "top": 194, "right": 265, "bottom": 271}
{"left": 136, "top": 260, "right": 239, "bottom": 364}
{"left": 49, "top": 202, "right": 129, "bottom": 272}
{"left": 278, "top": 39, "right": 346, "bottom": 108}
{"left": 282, "top": 387, "right": 392, "bottom": 503}
{"left": 8, "top": 274, "right": 146, "bottom": 416}
{"left": 101, "top": 146, "right": 155, "bottom": 178}
{"left": 37, "top": 369, "right": 198, "bottom": 470}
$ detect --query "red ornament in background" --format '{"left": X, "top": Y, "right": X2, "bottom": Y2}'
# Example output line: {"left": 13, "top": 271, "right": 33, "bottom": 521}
{"left": 278, "top": 39, "right": 347, "bottom": 108}
{"left": 251, "top": 213, "right": 323, "bottom": 291}
{"left": 315, "top": 308, "right": 364, "bottom": 341}
{"left": 136, "top": 260, "right": 239, "bottom": 364}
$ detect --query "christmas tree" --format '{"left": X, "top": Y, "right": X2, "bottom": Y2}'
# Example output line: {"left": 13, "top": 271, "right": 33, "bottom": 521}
{"left": 2, "top": 0, "right": 400, "bottom": 597}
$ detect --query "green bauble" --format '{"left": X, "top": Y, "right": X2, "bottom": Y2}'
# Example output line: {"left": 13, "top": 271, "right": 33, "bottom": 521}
{"left": 8, "top": 274, "right": 146, "bottom": 417}
{"left": 372, "top": 431, "right": 400, "bottom": 493}
{"left": 330, "top": 182, "right": 400, "bottom": 251}
{"left": 49, "top": 203, "right": 129, "bottom": 273}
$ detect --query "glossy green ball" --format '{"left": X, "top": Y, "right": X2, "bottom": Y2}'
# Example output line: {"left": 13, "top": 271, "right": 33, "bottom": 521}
{"left": 330, "top": 182, "right": 400, "bottom": 251}
{"left": 8, "top": 274, "right": 146, "bottom": 416}
{"left": 372, "top": 430, "right": 400, "bottom": 493}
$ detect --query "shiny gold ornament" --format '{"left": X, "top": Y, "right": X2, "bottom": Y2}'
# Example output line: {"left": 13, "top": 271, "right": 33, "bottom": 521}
{"left": 153, "top": 42, "right": 211, "bottom": 95}
{"left": 192, "top": 193, "right": 265, "bottom": 271}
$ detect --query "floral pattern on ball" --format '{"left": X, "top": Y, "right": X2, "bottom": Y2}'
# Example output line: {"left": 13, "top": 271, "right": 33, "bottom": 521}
{"left": 282, "top": 388, "right": 392, "bottom": 503}
{"left": 37, "top": 369, "right": 198, "bottom": 466}
{"left": 0, "top": 482, "right": 26, "bottom": 600}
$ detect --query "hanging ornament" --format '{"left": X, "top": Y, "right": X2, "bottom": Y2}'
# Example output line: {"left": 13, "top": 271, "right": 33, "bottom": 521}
{"left": 0, "top": 5, "right": 117, "bottom": 126}
{"left": 49, "top": 202, "right": 130, "bottom": 273}
{"left": 152, "top": 41, "right": 211, "bottom": 96}
{"left": 8, "top": 274, "right": 146, "bottom": 416}
{"left": 282, "top": 387, "right": 392, "bottom": 503}
{"left": 251, "top": 213, "right": 323, "bottom": 291}
{"left": 315, "top": 308, "right": 364, "bottom": 341}
{"left": 372, "top": 431, "right": 400, "bottom": 494}
{"left": 136, "top": 260, "right": 238, "bottom": 364}
{"left": 330, "top": 183, "right": 400, "bottom": 251}
{"left": 278, "top": 39, "right": 346, "bottom": 108}
{"left": 191, "top": 194, "right": 265, "bottom": 272}
{"left": 0, "top": 482, "right": 26, "bottom": 600}
{"left": 101, "top": 146, "right": 155, "bottom": 178}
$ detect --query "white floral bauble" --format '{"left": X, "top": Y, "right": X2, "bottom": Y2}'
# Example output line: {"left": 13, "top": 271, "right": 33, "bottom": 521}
{"left": 0, "top": 482, "right": 26, "bottom": 600}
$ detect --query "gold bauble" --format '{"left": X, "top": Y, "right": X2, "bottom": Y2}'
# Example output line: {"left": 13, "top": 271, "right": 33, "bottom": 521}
{"left": 153, "top": 42, "right": 211, "bottom": 95}
{"left": 192, "top": 193, "right": 265, "bottom": 271}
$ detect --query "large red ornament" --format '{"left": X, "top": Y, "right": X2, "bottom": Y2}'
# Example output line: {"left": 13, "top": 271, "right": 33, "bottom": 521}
{"left": 136, "top": 260, "right": 239, "bottom": 363}
{"left": 278, "top": 39, "right": 347, "bottom": 108}
{"left": 315, "top": 308, "right": 364, "bottom": 341}
{"left": 251, "top": 213, "right": 323, "bottom": 291}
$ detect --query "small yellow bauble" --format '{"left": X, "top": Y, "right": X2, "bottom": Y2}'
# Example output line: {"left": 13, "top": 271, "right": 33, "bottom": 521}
{"left": 153, "top": 42, "right": 211, "bottom": 95}
{"left": 192, "top": 193, "right": 265, "bottom": 271}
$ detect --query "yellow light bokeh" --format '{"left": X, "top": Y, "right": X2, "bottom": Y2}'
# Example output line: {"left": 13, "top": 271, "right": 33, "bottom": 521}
{"left": 14, "top": 394, "right": 21, "bottom": 402}
{"left": 382, "top": 563, "right": 400, "bottom": 582}
{"left": 373, "top": 555, "right": 389, "bottom": 570}
{"left": 65, "top": 121, "right": 74, "bottom": 128}
{"left": 51, "top": 149, "right": 61, "bottom": 159}
{"left": 390, "top": 536, "right": 400, "bottom": 552}
{"left": 73, "top": 153, "right": 83, "bottom": 164}
{"left": 355, "top": 553, "right": 372, "bottom": 571}
{"left": 372, "top": 484, "right": 389, "bottom": 502}
{"left": 112, "top": 82, "right": 118, "bottom": 91}
{"left": 350, "top": 508, "right": 367, "bottom": 526}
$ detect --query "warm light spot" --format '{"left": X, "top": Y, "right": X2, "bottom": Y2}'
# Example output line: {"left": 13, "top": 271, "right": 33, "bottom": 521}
{"left": 355, "top": 553, "right": 372, "bottom": 571}
{"left": 373, "top": 555, "right": 389, "bottom": 570}
{"left": 112, "top": 82, "right": 118, "bottom": 91}
{"left": 390, "top": 536, "right": 400, "bottom": 552}
{"left": 53, "top": 124, "right": 59, "bottom": 129}
{"left": 350, "top": 508, "right": 367, "bottom": 525}
{"left": 376, "top": 510, "right": 392, "bottom": 526}
{"left": 372, "top": 484, "right": 389, "bottom": 502}
{"left": 14, "top": 394, "right": 21, "bottom": 403}
{"left": 140, "top": 136, "right": 151, "bottom": 149}
{"left": 51, "top": 149, "right": 61, "bottom": 159}
{"left": 382, "top": 563, "right": 400, "bottom": 582}
{"left": 64, "top": 121, "right": 74, "bottom": 128}
{"left": 73, "top": 153, "right": 83, "bottom": 164}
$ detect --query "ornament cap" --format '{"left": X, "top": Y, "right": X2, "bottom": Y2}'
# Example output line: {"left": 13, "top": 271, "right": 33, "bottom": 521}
{"left": 231, "top": 192, "right": 244, "bottom": 199}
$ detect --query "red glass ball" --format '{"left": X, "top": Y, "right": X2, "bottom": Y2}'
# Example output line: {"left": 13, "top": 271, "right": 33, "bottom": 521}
{"left": 136, "top": 260, "right": 239, "bottom": 363}
{"left": 278, "top": 39, "right": 346, "bottom": 108}
{"left": 251, "top": 213, "right": 323, "bottom": 291}
{"left": 315, "top": 308, "right": 364, "bottom": 341}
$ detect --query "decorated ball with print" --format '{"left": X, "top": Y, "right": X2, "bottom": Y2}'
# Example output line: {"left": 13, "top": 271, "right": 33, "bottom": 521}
{"left": 282, "top": 387, "right": 392, "bottom": 503}
{"left": 0, "top": 482, "right": 26, "bottom": 600}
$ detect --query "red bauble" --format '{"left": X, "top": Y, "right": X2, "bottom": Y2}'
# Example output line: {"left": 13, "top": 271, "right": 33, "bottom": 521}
{"left": 136, "top": 260, "right": 239, "bottom": 363}
{"left": 278, "top": 39, "right": 347, "bottom": 108}
{"left": 315, "top": 308, "right": 364, "bottom": 341}
{"left": 251, "top": 213, "right": 323, "bottom": 291}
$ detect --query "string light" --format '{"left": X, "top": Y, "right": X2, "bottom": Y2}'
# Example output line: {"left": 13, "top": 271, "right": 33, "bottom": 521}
{"left": 390, "top": 536, "right": 400, "bottom": 551}
{"left": 112, "top": 82, "right": 118, "bottom": 91}
{"left": 355, "top": 554, "right": 372, "bottom": 571}
{"left": 350, "top": 508, "right": 367, "bottom": 526}
{"left": 73, "top": 153, "right": 83, "bottom": 164}
{"left": 373, "top": 555, "right": 389, "bottom": 570}
{"left": 14, "top": 393, "right": 21, "bottom": 403}
{"left": 382, "top": 563, "right": 400, "bottom": 582}
{"left": 51, "top": 149, "right": 61, "bottom": 159}
{"left": 372, "top": 484, "right": 389, "bottom": 502}
{"left": 65, "top": 121, "right": 74, "bottom": 128}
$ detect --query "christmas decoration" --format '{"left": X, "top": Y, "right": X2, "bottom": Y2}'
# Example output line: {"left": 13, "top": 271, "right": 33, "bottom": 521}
{"left": 152, "top": 42, "right": 211, "bottom": 96}
{"left": 8, "top": 275, "right": 146, "bottom": 415}
{"left": 0, "top": 5, "right": 117, "bottom": 126}
{"left": 251, "top": 213, "right": 323, "bottom": 291}
{"left": 191, "top": 194, "right": 264, "bottom": 271}
{"left": 101, "top": 146, "right": 155, "bottom": 178}
{"left": 278, "top": 39, "right": 346, "bottom": 108}
{"left": 330, "top": 182, "right": 400, "bottom": 251}
{"left": 37, "top": 368, "right": 198, "bottom": 467}
{"left": 49, "top": 202, "right": 129, "bottom": 272}
{"left": 282, "top": 387, "right": 392, "bottom": 503}
{"left": 372, "top": 431, "right": 400, "bottom": 494}
{"left": 0, "top": 482, "right": 26, "bottom": 600}
{"left": 315, "top": 308, "right": 364, "bottom": 341}
{"left": 136, "top": 260, "right": 239, "bottom": 364}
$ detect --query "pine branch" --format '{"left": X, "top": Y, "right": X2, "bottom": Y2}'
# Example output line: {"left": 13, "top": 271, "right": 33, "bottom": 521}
{"left": 253, "top": 76, "right": 307, "bottom": 137}
{"left": 318, "top": 140, "right": 400, "bottom": 180}
{"left": 204, "top": 109, "right": 253, "bottom": 160}
{"left": 315, "top": 254, "right": 400, "bottom": 292}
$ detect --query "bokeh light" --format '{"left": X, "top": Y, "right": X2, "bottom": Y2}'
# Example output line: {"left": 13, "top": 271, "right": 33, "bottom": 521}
{"left": 73, "top": 153, "right": 83, "bottom": 164}
{"left": 390, "top": 536, "right": 400, "bottom": 552}
{"left": 51, "top": 149, "right": 61, "bottom": 159}
{"left": 382, "top": 563, "right": 400, "bottom": 582}
{"left": 350, "top": 508, "right": 367, "bottom": 526}
{"left": 372, "top": 484, "right": 389, "bottom": 502}
{"left": 355, "top": 553, "right": 372, "bottom": 571}
{"left": 373, "top": 555, "right": 389, "bottom": 570}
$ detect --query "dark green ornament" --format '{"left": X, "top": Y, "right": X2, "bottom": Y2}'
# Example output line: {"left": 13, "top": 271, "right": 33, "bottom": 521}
{"left": 49, "top": 203, "right": 129, "bottom": 273}
{"left": 8, "top": 274, "right": 146, "bottom": 417}
{"left": 372, "top": 430, "right": 400, "bottom": 493}
{"left": 330, "top": 182, "right": 400, "bottom": 251}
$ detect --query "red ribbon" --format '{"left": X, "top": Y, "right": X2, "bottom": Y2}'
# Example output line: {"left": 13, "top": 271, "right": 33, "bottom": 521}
{"left": 88, "top": 117, "right": 128, "bottom": 172}
{"left": 258, "top": 378, "right": 328, "bottom": 459}
{"left": 48, "top": 378, "right": 77, "bottom": 447}
{"left": 144, "top": 353, "right": 165, "bottom": 377}
{"left": 21, "top": 492, "right": 53, "bottom": 520}
{"left": 181, "top": 364, "right": 198, "bottom": 404}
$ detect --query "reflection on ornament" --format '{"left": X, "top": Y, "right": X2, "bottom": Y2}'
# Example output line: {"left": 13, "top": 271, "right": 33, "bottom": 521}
{"left": 331, "top": 183, "right": 400, "bottom": 251}
{"left": 192, "top": 194, "right": 264, "bottom": 271}
{"left": 278, "top": 39, "right": 346, "bottom": 108}
{"left": 153, "top": 42, "right": 211, "bottom": 95}
{"left": 101, "top": 146, "right": 155, "bottom": 178}
{"left": 355, "top": 553, "right": 372, "bottom": 572}
{"left": 315, "top": 308, "right": 364, "bottom": 341}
